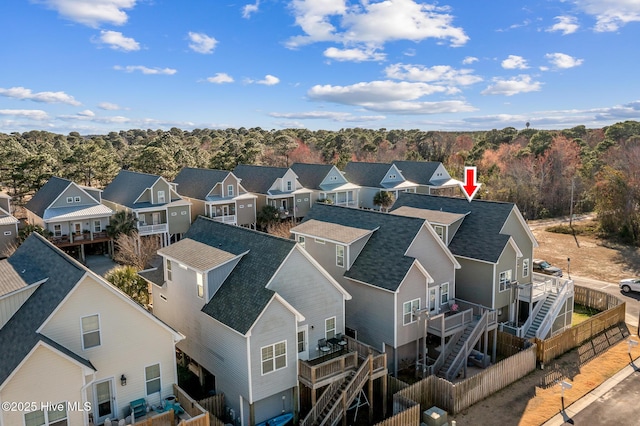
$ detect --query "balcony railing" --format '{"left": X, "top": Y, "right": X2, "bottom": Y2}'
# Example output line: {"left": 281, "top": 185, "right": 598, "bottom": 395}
{"left": 138, "top": 223, "right": 168, "bottom": 235}
{"left": 50, "top": 231, "right": 111, "bottom": 247}
{"left": 211, "top": 215, "right": 236, "bottom": 224}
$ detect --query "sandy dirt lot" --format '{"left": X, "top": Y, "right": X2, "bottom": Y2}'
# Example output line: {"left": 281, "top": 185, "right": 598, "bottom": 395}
{"left": 448, "top": 218, "right": 640, "bottom": 426}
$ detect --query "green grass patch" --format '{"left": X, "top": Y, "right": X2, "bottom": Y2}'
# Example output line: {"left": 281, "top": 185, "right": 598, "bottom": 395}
{"left": 546, "top": 221, "right": 600, "bottom": 236}
{"left": 572, "top": 303, "right": 600, "bottom": 326}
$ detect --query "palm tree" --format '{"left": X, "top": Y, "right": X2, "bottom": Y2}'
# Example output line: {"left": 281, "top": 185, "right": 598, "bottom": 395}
{"left": 373, "top": 191, "right": 394, "bottom": 212}
{"left": 105, "top": 266, "right": 150, "bottom": 307}
{"left": 106, "top": 211, "right": 137, "bottom": 239}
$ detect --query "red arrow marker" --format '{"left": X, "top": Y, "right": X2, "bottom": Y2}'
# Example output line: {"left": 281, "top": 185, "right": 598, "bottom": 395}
{"left": 460, "top": 166, "right": 481, "bottom": 202}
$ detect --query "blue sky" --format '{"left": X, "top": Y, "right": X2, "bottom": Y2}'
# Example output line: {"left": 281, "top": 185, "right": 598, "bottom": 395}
{"left": 1, "top": 0, "right": 640, "bottom": 135}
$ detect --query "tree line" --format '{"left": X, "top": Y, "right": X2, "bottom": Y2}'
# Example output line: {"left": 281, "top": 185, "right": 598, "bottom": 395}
{"left": 1, "top": 121, "right": 640, "bottom": 244}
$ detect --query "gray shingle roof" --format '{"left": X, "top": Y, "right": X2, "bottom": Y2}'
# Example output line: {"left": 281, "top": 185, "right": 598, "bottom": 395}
{"left": 291, "top": 219, "right": 374, "bottom": 244}
{"left": 183, "top": 217, "right": 296, "bottom": 335}
{"left": 392, "top": 161, "right": 442, "bottom": 185}
{"left": 25, "top": 177, "right": 72, "bottom": 218}
{"left": 0, "top": 233, "right": 87, "bottom": 387}
{"left": 233, "top": 164, "right": 289, "bottom": 194}
{"left": 290, "top": 163, "right": 334, "bottom": 190}
{"left": 391, "top": 192, "right": 514, "bottom": 263}
{"left": 173, "top": 168, "right": 231, "bottom": 200}
{"left": 302, "top": 203, "right": 426, "bottom": 291}
{"left": 342, "top": 162, "right": 393, "bottom": 188}
{"left": 101, "top": 170, "right": 161, "bottom": 209}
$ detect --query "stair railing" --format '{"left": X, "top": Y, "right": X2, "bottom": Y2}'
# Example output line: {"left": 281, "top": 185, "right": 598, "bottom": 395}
{"left": 445, "top": 310, "right": 488, "bottom": 381}
{"left": 299, "top": 380, "right": 341, "bottom": 426}
{"left": 535, "top": 279, "right": 574, "bottom": 339}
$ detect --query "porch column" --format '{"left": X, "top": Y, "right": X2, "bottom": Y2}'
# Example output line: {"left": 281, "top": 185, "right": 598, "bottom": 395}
{"left": 293, "top": 386, "right": 299, "bottom": 425}
{"left": 311, "top": 388, "right": 316, "bottom": 407}
{"left": 381, "top": 376, "right": 387, "bottom": 418}
{"left": 249, "top": 403, "right": 255, "bottom": 426}
{"left": 368, "top": 356, "right": 373, "bottom": 422}
{"left": 492, "top": 328, "right": 497, "bottom": 362}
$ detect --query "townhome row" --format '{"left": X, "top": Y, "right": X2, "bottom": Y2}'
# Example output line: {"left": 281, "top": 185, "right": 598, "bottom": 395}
{"left": 18, "top": 161, "right": 461, "bottom": 257}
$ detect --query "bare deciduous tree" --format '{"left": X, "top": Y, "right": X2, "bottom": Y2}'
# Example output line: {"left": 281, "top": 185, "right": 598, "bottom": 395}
{"left": 113, "top": 231, "right": 160, "bottom": 270}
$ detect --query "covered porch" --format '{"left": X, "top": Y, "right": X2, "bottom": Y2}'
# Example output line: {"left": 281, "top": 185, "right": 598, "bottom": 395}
{"left": 205, "top": 201, "right": 237, "bottom": 225}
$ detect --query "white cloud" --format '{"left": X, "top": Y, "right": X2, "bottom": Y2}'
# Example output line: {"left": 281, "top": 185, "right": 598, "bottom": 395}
{"left": 545, "top": 52, "right": 584, "bottom": 69}
{"left": 113, "top": 65, "right": 177, "bottom": 75}
{"left": 78, "top": 109, "right": 95, "bottom": 117}
{"left": 573, "top": 0, "right": 640, "bottom": 32}
{"left": 286, "top": 0, "right": 468, "bottom": 49}
{"left": 206, "top": 73, "right": 234, "bottom": 84}
{"left": 462, "top": 56, "right": 478, "bottom": 65}
{"left": 188, "top": 32, "right": 217, "bottom": 54}
{"left": 96, "top": 30, "right": 140, "bottom": 51}
{"left": 257, "top": 75, "right": 280, "bottom": 85}
{"left": 0, "top": 109, "right": 49, "bottom": 120}
{"left": 323, "top": 47, "right": 385, "bottom": 62}
{"left": 98, "top": 102, "right": 121, "bottom": 110}
{"left": 36, "top": 0, "right": 137, "bottom": 27}
{"left": 0, "top": 86, "right": 81, "bottom": 105}
{"left": 384, "top": 63, "right": 482, "bottom": 86}
{"left": 547, "top": 16, "right": 579, "bottom": 35}
{"left": 269, "top": 111, "right": 386, "bottom": 122}
{"left": 307, "top": 80, "right": 476, "bottom": 114}
{"left": 242, "top": 1, "right": 260, "bottom": 18}
{"left": 481, "top": 75, "right": 542, "bottom": 96}
{"left": 501, "top": 55, "right": 528, "bottom": 70}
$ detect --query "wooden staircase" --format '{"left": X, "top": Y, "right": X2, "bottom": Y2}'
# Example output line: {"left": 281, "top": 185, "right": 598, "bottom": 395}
{"left": 436, "top": 323, "right": 476, "bottom": 378}
{"left": 300, "top": 355, "right": 372, "bottom": 426}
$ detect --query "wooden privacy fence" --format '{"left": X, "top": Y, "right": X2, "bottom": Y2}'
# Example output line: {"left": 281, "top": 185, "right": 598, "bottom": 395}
{"left": 129, "top": 411, "right": 173, "bottom": 426}
{"left": 574, "top": 286, "right": 623, "bottom": 311}
{"left": 172, "top": 384, "right": 212, "bottom": 426}
{"left": 535, "top": 302, "right": 626, "bottom": 365}
{"left": 374, "top": 395, "right": 420, "bottom": 426}
{"left": 197, "top": 394, "right": 225, "bottom": 426}
{"left": 383, "top": 343, "right": 537, "bottom": 421}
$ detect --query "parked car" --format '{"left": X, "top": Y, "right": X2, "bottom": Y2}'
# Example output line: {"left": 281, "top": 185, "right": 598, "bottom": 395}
{"left": 532, "top": 259, "right": 563, "bottom": 277}
{"left": 619, "top": 278, "right": 640, "bottom": 293}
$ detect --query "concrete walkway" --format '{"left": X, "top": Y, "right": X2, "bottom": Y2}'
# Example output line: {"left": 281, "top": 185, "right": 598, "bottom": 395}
{"left": 85, "top": 254, "right": 118, "bottom": 277}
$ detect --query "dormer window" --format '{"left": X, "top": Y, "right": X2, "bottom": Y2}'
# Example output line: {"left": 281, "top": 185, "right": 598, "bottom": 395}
{"left": 286, "top": 181, "right": 293, "bottom": 191}
{"left": 433, "top": 225, "right": 445, "bottom": 242}
{"left": 227, "top": 185, "right": 234, "bottom": 197}
{"left": 157, "top": 190, "right": 166, "bottom": 203}
{"left": 389, "top": 174, "right": 396, "bottom": 179}
{"left": 330, "top": 175, "right": 338, "bottom": 181}
{"left": 67, "top": 197, "right": 73, "bottom": 203}
{"left": 74, "top": 196, "right": 81, "bottom": 203}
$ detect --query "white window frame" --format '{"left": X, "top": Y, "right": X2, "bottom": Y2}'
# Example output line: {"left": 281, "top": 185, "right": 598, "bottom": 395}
{"left": 298, "top": 235, "right": 305, "bottom": 248}
{"left": 66, "top": 197, "right": 73, "bottom": 204}
{"left": 499, "top": 270, "right": 512, "bottom": 292}
{"left": 523, "top": 258, "right": 530, "bottom": 278}
{"left": 325, "top": 316, "right": 336, "bottom": 340}
{"left": 166, "top": 259, "right": 172, "bottom": 281}
{"left": 403, "top": 299, "right": 420, "bottom": 325}
{"left": 145, "top": 363, "right": 161, "bottom": 396}
{"left": 286, "top": 181, "right": 292, "bottom": 191}
{"left": 93, "top": 220, "right": 101, "bottom": 233}
{"left": 227, "top": 184, "right": 234, "bottom": 197}
{"left": 433, "top": 225, "right": 445, "bottom": 241}
{"left": 53, "top": 224, "right": 62, "bottom": 237}
{"left": 157, "top": 190, "right": 166, "bottom": 203}
{"left": 3, "top": 231, "right": 11, "bottom": 236}
{"left": 440, "top": 282, "right": 450, "bottom": 305}
{"left": 81, "top": 314, "right": 101, "bottom": 350}
{"left": 336, "top": 244, "right": 345, "bottom": 267}
{"left": 315, "top": 238, "right": 325, "bottom": 244}
{"left": 297, "top": 330, "right": 306, "bottom": 353}
{"left": 74, "top": 196, "right": 81, "bottom": 203}
{"left": 389, "top": 174, "right": 396, "bottom": 179}
{"left": 24, "top": 403, "right": 68, "bottom": 426}
{"left": 196, "top": 272, "right": 204, "bottom": 299}
{"left": 261, "top": 341, "right": 287, "bottom": 375}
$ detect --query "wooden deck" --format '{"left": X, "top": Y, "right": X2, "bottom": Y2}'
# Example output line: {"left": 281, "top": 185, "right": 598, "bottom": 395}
{"left": 50, "top": 231, "right": 111, "bottom": 247}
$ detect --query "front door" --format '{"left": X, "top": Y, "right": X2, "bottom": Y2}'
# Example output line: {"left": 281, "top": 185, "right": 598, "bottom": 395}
{"left": 428, "top": 287, "right": 438, "bottom": 316}
{"left": 297, "top": 325, "right": 309, "bottom": 361}
{"left": 152, "top": 212, "right": 161, "bottom": 225}
{"left": 222, "top": 205, "right": 229, "bottom": 217}
{"left": 72, "top": 222, "right": 82, "bottom": 234}
{"left": 94, "top": 379, "right": 115, "bottom": 424}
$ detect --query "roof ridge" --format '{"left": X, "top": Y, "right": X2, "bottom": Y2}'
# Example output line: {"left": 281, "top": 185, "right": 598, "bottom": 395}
{"left": 197, "top": 216, "right": 297, "bottom": 245}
